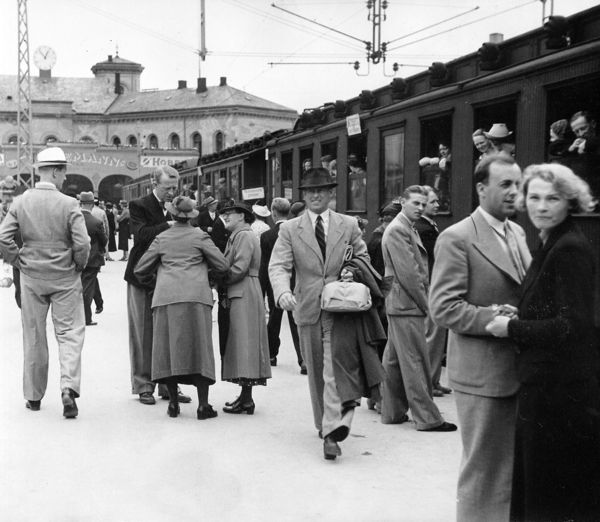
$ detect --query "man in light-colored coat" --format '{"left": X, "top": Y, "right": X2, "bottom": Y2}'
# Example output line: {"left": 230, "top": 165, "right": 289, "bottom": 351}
{"left": 0, "top": 147, "right": 90, "bottom": 418}
{"left": 269, "top": 168, "right": 369, "bottom": 460}
{"left": 381, "top": 185, "right": 455, "bottom": 432}
{"left": 429, "top": 154, "right": 531, "bottom": 522}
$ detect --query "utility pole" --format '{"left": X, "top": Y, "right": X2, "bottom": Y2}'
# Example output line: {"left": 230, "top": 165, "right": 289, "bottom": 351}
{"left": 16, "top": 0, "right": 34, "bottom": 187}
{"left": 199, "top": 0, "right": 207, "bottom": 77}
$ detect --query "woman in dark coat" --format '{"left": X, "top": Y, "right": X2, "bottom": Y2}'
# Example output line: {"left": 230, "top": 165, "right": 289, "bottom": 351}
{"left": 135, "top": 196, "right": 229, "bottom": 419}
{"left": 117, "top": 200, "right": 130, "bottom": 261}
{"left": 105, "top": 202, "right": 117, "bottom": 258}
{"left": 486, "top": 163, "right": 600, "bottom": 522}
{"left": 218, "top": 201, "right": 271, "bottom": 414}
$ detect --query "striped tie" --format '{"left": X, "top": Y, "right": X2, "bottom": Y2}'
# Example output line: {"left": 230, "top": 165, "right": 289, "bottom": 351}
{"left": 315, "top": 215, "right": 326, "bottom": 261}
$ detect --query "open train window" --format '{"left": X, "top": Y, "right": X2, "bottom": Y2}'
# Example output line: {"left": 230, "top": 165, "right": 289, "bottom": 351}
{"left": 229, "top": 165, "right": 240, "bottom": 202}
{"left": 281, "top": 151, "right": 293, "bottom": 200}
{"left": 300, "top": 146, "right": 313, "bottom": 175}
{"left": 420, "top": 113, "right": 452, "bottom": 214}
{"left": 381, "top": 127, "right": 405, "bottom": 205}
{"left": 320, "top": 140, "right": 338, "bottom": 210}
{"left": 546, "top": 77, "right": 600, "bottom": 206}
{"left": 347, "top": 133, "right": 367, "bottom": 212}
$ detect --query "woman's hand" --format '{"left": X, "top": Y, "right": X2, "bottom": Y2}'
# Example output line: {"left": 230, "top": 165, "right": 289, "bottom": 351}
{"left": 492, "top": 303, "right": 519, "bottom": 319}
{"left": 485, "top": 315, "right": 511, "bottom": 337}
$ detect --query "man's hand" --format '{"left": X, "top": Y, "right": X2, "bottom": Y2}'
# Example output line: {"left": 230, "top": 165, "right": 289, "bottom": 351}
{"left": 278, "top": 291, "right": 297, "bottom": 311}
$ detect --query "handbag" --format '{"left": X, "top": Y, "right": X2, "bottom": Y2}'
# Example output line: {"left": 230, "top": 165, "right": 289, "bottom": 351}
{"left": 321, "top": 280, "right": 371, "bottom": 312}
{"left": 0, "top": 260, "right": 13, "bottom": 288}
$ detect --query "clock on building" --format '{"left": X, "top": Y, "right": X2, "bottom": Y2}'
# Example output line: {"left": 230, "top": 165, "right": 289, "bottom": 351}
{"left": 33, "top": 45, "right": 57, "bottom": 70}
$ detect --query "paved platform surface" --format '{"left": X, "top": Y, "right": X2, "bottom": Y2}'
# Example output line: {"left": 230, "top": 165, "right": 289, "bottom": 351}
{"left": 0, "top": 256, "right": 461, "bottom": 522}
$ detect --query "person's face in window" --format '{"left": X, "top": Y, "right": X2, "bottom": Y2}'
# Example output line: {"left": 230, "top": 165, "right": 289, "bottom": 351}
{"left": 473, "top": 135, "right": 491, "bottom": 154}
{"left": 571, "top": 116, "right": 595, "bottom": 138}
{"left": 439, "top": 144, "right": 450, "bottom": 158}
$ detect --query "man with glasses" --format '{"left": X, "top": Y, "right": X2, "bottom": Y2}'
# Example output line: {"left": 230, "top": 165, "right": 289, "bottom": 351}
{"left": 124, "top": 166, "right": 191, "bottom": 405}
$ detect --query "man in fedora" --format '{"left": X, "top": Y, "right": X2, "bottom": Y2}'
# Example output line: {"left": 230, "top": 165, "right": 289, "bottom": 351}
{"left": 0, "top": 146, "right": 90, "bottom": 418}
{"left": 484, "top": 123, "right": 515, "bottom": 158}
{"left": 192, "top": 196, "right": 229, "bottom": 252}
{"left": 124, "top": 165, "right": 191, "bottom": 405}
{"left": 79, "top": 191, "right": 107, "bottom": 326}
{"left": 269, "top": 167, "right": 369, "bottom": 460}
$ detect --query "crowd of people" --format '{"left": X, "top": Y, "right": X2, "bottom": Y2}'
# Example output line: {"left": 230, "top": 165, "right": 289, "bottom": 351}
{"left": 1, "top": 137, "right": 600, "bottom": 521}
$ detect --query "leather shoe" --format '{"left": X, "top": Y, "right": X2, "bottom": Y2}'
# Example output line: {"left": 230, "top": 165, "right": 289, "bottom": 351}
{"left": 435, "top": 384, "right": 452, "bottom": 394}
{"left": 432, "top": 388, "right": 444, "bottom": 397}
{"left": 167, "top": 402, "right": 180, "bottom": 418}
{"left": 160, "top": 389, "right": 192, "bottom": 403}
{"left": 326, "top": 425, "right": 349, "bottom": 442}
{"left": 300, "top": 362, "right": 307, "bottom": 375}
{"left": 26, "top": 400, "right": 41, "bottom": 411}
{"left": 62, "top": 388, "right": 78, "bottom": 419}
{"left": 139, "top": 392, "right": 156, "bottom": 405}
{"left": 86, "top": 321, "right": 98, "bottom": 326}
{"left": 197, "top": 404, "right": 218, "bottom": 420}
{"left": 95, "top": 306, "right": 103, "bottom": 314}
{"left": 223, "top": 399, "right": 255, "bottom": 415}
{"left": 270, "top": 357, "right": 277, "bottom": 367}
{"left": 419, "top": 421, "right": 457, "bottom": 432}
{"left": 323, "top": 437, "right": 342, "bottom": 460}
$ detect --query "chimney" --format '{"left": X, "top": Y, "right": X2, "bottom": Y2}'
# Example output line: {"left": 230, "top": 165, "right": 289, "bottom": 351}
{"left": 115, "top": 72, "right": 121, "bottom": 94}
{"left": 196, "top": 77, "right": 207, "bottom": 93}
{"left": 108, "top": 54, "right": 113, "bottom": 62}
{"left": 178, "top": 80, "right": 187, "bottom": 89}
{"left": 219, "top": 76, "right": 227, "bottom": 87}
{"left": 489, "top": 33, "right": 504, "bottom": 43}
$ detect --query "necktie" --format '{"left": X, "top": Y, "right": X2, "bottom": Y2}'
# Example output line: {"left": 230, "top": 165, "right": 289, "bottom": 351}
{"left": 159, "top": 201, "right": 165, "bottom": 210}
{"left": 504, "top": 223, "right": 526, "bottom": 282}
{"left": 315, "top": 215, "right": 326, "bottom": 261}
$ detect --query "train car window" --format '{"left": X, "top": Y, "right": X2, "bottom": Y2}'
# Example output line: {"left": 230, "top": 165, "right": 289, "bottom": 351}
{"left": 347, "top": 134, "right": 367, "bottom": 212}
{"left": 546, "top": 77, "right": 600, "bottom": 209}
{"left": 216, "top": 169, "right": 228, "bottom": 201}
{"left": 473, "top": 101, "right": 517, "bottom": 162}
{"left": 320, "top": 140, "right": 338, "bottom": 210}
{"left": 269, "top": 154, "right": 280, "bottom": 199}
{"left": 381, "top": 128, "right": 405, "bottom": 205}
{"left": 281, "top": 151, "right": 293, "bottom": 200}
{"left": 300, "top": 146, "right": 313, "bottom": 175}
{"left": 229, "top": 165, "right": 241, "bottom": 201}
{"left": 420, "top": 114, "right": 452, "bottom": 214}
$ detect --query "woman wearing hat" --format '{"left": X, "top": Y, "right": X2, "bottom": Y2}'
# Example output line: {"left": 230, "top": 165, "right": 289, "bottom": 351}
{"left": 117, "top": 200, "right": 130, "bottom": 261}
{"left": 250, "top": 201, "right": 271, "bottom": 238}
{"left": 218, "top": 200, "right": 271, "bottom": 414}
{"left": 134, "top": 196, "right": 229, "bottom": 419}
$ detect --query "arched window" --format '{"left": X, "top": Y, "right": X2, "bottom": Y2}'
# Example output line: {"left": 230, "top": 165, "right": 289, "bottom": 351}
{"left": 80, "top": 136, "right": 94, "bottom": 144}
{"left": 169, "top": 133, "right": 180, "bottom": 150}
{"left": 148, "top": 134, "right": 158, "bottom": 149}
{"left": 215, "top": 131, "right": 224, "bottom": 153}
{"left": 191, "top": 132, "right": 202, "bottom": 156}
{"left": 112, "top": 136, "right": 121, "bottom": 147}
{"left": 45, "top": 135, "right": 58, "bottom": 144}
{"left": 127, "top": 135, "right": 137, "bottom": 147}
{"left": 7, "top": 135, "right": 18, "bottom": 145}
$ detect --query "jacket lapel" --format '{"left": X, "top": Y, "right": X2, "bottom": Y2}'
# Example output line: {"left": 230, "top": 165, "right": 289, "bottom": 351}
{"left": 298, "top": 212, "right": 324, "bottom": 263}
{"left": 325, "top": 212, "right": 345, "bottom": 270}
{"left": 471, "top": 210, "right": 521, "bottom": 284}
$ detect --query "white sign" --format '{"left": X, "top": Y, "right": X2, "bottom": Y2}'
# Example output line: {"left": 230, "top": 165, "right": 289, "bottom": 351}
{"left": 140, "top": 156, "right": 195, "bottom": 168}
{"left": 242, "top": 187, "right": 265, "bottom": 200}
{"left": 284, "top": 188, "right": 293, "bottom": 200}
{"left": 346, "top": 114, "right": 362, "bottom": 136}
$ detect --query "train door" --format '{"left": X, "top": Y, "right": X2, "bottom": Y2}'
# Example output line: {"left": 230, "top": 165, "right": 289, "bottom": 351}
{"left": 380, "top": 127, "right": 405, "bottom": 206}
{"left": 281, "top": 150, "right": 293, "bottom": 201}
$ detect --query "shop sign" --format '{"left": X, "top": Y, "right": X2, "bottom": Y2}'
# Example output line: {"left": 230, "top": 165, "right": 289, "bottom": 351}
{"left": 242, "top": 187, "right": 265, "bottom": 200}
{"left": 346, "top": 114, "right": 362, "bottom": 136}
{"left": 140, "top": 156, "right": 195, "bottom": 168}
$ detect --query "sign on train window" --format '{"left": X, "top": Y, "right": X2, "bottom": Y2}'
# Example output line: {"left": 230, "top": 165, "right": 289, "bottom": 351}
{"left": 381, "top": 128, "right": 405, "bottom": 206}
{"left": 420, "top": 114, "right": 453, "bottom": 214}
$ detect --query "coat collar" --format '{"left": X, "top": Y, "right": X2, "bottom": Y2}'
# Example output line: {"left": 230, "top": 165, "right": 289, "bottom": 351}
{"left": 397, "top": 213, "right": 427, "bottom": 254}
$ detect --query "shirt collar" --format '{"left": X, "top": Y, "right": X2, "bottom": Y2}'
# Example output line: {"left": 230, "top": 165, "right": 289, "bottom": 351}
{"left": 477, "top": 206, "right": 507, "bottom": 236}
{"left": 306, "top": 208, "right": 330, "bottom": 226}
{"left": 35, "top": 181, "right": 57, "bottom": 190}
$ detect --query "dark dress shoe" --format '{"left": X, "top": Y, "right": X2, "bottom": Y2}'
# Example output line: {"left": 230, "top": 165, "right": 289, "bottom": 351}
{"left": 419, "top": 421, "right": 457, "bottom": 432}
{"left": 160, "top": 389, "right": 192, "bottom": 403}
{"left": 432, "top": 388, "right": 444, "bottom": 397}
{"left": 61, "top": 388, "right": 78, "bottom": 419}
{"left": 223, "top": 399, "right": 255, "bottom": 415}
{"left": 167, "top": 402, "right": 180, "bottom": 418}
{"left": 270, "top": 357, "right": 277, "bottom": 367}
{"left": 26, "top": 400, "right": 41, "bottom": 411}
{"left": 139, "top": 392, "right": 156, "bottom": 405}
{"left": 327, "top": 425, "right": 350, "bottom": 442}
{"left": 86, "top": 321, "right": 98, "bottom": 326}
{"left": 300, "top": 363, "right": 307, "bottom": 375}
{"left": 197, "top": 404, "right": 218, "bottom": 420}
{"left": 95, "top": 306, "right": 103, "bottom": 314}
{"left": 435, "top": 384, "right": 452, "bottom": 394}
{"left": 323, "top": 437, "right": 342, "bottom": 460}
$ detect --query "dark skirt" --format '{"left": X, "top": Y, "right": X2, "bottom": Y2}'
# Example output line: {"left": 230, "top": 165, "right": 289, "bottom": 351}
{"left": 118, "top": 219, "right": 130, "bottom": 251}
{"left": 108, "top": 232, "right": 117, "bottom": 253}
{"left": 510, "top": 377, "right": 600, "bottom": 521}
{"left": 151, "top": 302, "right": 216, "bottom": 385}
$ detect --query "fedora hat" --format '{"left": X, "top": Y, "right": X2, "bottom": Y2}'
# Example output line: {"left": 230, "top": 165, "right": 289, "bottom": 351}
{"left": 484, "top": 123, "right": 513, "bottom": 139}
{"left": 202, "top": 196, "right": 217, "bottom": 208}
{"left": 79, "top": 191, "right": 95, "bottom": 203}
{"left": 252, "top": 203, "right": 271, "bottom": 218}
{"left": 298, "top": 167, "right": 338, "bottom": 190}
{"left": 165, "top": 196, "right": 199, "bottom": 218}
{"left": 33, "top": 146, "right": 69, "bottom": 168}
{"left": 220, "top": 200, "right": 255, "bottom": 222}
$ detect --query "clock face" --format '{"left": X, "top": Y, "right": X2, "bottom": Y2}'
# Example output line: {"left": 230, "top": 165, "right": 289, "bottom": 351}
{"left": 33, "top": 46, "right": 57, "bottom": 70}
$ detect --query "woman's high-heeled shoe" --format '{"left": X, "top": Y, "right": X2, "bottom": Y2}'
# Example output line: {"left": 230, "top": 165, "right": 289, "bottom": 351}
{"left": 197, "top": 404, "right": 218, "bottom": 420}
{"left": 167, "top": 402, "right": 180, "bottom": 418}
{"left": 224, "top": 396, "right": 241, "bottom": 407}
{"left": 223, "top": 399, "right": 255, "bottom": 415}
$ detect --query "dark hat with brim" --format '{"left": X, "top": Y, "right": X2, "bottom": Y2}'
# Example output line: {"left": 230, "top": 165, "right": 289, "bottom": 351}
{"left": 299, "top": 167, "right": 338, "bottom": 190}
{"left": 165, "top": 196, "right": 199, "bottom": 218}
{"left": 79, "top": 191, "right": 95, "bottom": 203}
{"left": 220, "top": 200, "right": 255, "bottom": 222}
{"left": 202, "top": 196, "right": 217, "bottom": 208}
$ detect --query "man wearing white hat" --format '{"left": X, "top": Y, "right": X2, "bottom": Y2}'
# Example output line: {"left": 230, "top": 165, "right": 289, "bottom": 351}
{"left": 0, "top": 146, "right": 90, "bottom": 418}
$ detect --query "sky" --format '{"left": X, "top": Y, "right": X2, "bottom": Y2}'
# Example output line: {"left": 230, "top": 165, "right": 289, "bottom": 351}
{"left": 0, "top": 0, "right": 597, "bottom": 113}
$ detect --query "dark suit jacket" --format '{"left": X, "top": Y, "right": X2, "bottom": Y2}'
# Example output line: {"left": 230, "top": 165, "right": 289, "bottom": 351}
{"left": 259, "top": 221, "right": 282, "bottom": 294}
{"left": 414, "top": 216, "right": 438, "bottom": 277}
{"left": 192, "top": 210, "right": 229, "bottom": 253}
{"left": 82, "top": 210, "right": 107, "bottom": 268}
{"left": 124, "top": 194, "right": 170, "bottom": 288}
{"left": 508, "top": 217, "right": 599, "bottom": 384}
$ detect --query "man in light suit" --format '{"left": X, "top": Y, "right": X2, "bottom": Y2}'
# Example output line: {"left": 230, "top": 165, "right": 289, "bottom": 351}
{"left": 0, "top": 146, "right": 90, "bottom": 418}
{"left": 429, "top": 154, "right": 531, "bottom": 522}
{"left": 269, "top": 168, "right": 369, "bottom": 460}
{"left": 380, "top": 185, "right": 456, "bottom": 432}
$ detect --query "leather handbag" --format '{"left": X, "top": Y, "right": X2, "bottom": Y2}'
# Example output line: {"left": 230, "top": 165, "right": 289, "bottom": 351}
{"left": 321, "top": 280, "right": 372, "bottom": 312}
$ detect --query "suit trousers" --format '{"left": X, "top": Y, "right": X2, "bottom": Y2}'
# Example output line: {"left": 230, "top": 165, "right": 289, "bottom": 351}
{"left": 81, "top": 267, "right": 100, "bottom": 324}
{"left": 381, "top": 315, "right": 443, "bottom": 429}
{"left": 20, "top": 272, "right": 85, "bottom": 400}
{"left": 425, "top": 313, "right": 447, "bottom": 387}
{"left": 298, "top": 312, "right": 354, "bottom": 438}
{"left": 266, "top": 287, "right": 301, "bottom": 364}
{"left": 454, "top": 390, "right": 516, "bottom": 522}
{"left": 127, "top": 284, "right": 157, "bottom": 394}
{"left": 93, "top": 275, "right": 103, "bottom": 308}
